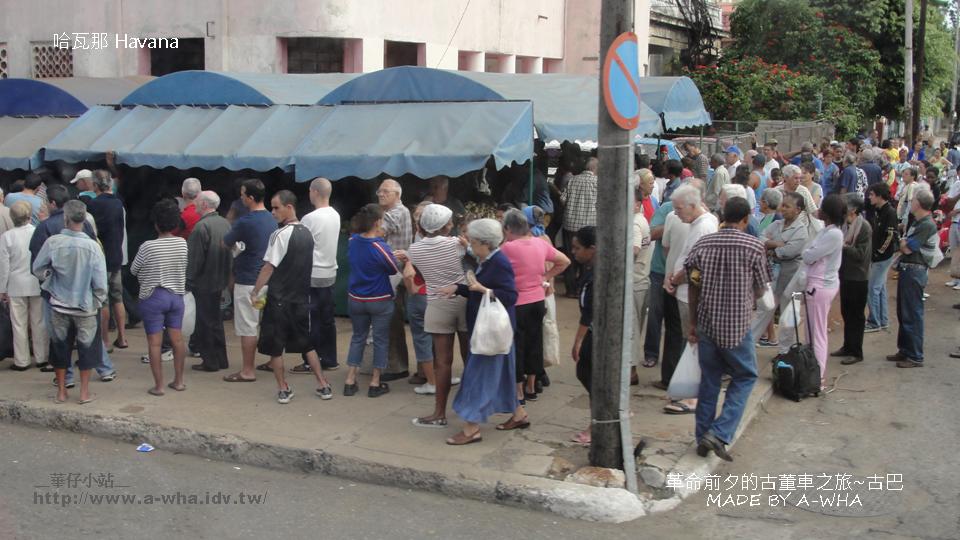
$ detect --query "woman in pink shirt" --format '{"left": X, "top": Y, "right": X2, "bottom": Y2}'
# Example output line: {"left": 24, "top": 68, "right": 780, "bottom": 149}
{"left": 499, "top": 209, "right": 570, "bottom": 402}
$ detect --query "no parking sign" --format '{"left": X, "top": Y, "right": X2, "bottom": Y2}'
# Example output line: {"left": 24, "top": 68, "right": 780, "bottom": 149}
{"left": 602, "top": 32, "right": 641, "bottom": 130}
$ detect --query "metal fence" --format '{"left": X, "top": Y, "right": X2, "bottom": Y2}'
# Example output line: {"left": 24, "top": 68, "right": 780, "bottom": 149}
{"left": 671, "top": 120, "right": 835, "bottom": 157}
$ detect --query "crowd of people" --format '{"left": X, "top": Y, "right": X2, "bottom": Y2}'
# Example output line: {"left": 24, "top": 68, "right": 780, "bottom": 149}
{"left": 0, "top": 132, "right": 957, "bottom": 458}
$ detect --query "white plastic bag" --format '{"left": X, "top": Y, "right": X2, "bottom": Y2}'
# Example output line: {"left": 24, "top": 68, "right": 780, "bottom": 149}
{"left": 757, "top": 283, "right": 775, "bottom": 312}
{"left": 542, "top": 294, "right": 560, "bottom": 367}
{"left": 470, "top": 290, "right": 513, "bottom": 356}
{"left": 181, "top": 292, "right": 196, "bottom": 339}
{"left": 779, "top": 296, "right": 802, "bottom": 329}
{"left": 667, "top": 343, "right": 701, "bottom": 399}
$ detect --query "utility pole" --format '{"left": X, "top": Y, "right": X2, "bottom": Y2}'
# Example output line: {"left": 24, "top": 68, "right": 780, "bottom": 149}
{"left": 906, "top": 0, "right": 914, "bottom": 143}
{"left": 950, "top": 0, "right": 960, "bottom": 132}
{"left": 913, "top": 0, "right": 929, "bottom": 145}
{"left": 593, "top": 0, "right": 633, "bottom": 472}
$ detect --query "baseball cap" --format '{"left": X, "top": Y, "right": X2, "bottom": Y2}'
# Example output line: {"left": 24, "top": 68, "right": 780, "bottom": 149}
{"left": 70, "top": 169, "right": 93, "bottom": 184}
{"left": 725, "top": 145, "right": 742, "bottom": 157}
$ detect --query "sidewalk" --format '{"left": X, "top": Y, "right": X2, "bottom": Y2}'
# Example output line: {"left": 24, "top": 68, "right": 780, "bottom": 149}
{"left": 0, "top": 294, "right": 772, "bottom": 522}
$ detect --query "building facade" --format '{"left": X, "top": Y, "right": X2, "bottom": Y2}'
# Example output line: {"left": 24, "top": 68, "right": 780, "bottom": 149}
{"left": 0, "top": 0, "right": 664, "bottom": 80}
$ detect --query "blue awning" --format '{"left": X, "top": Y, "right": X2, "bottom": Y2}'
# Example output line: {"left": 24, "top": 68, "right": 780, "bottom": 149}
{"left": 121, "top": 71, "right": 358, "bottom": 106}
{"left": 0, "top": 77, "right": 151, "bottom": 116}
{"left": 0, "top": 116, "right": 75, "bottom": 170}
{"left": 44, "top": 105, "right": 334, "bottom": 171}
{"left": 638, "top": 76, "right": 712, "bottom": 131}
{"left": 318, "top": 66, "right": 662, "bottom": 143}
{"left": 293, "top": 101, "right": 534, "bottom": 181}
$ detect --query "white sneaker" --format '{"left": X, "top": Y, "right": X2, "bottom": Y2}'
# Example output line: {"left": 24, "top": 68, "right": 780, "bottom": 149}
{"left": 140, "top": 350, "right": 174, "bottom": 364}
{"left": 953, "top": 283, "right": 960, "bottom": 291}
{"left": 414, "top": 383, "right": 436, "bottom": 395}
{"left": 947, "top": 280, "right": 959, "bottom": 287}
{"left": 451, "top": 377, "right": 461, "bottom": 386}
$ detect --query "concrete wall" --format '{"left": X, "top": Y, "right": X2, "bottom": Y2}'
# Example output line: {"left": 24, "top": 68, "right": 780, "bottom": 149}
{"left": 0, "top": 0, "right": 568, "bottom": 77}
{"left": 562, "top": 0, "right": 651, "bottom": 76}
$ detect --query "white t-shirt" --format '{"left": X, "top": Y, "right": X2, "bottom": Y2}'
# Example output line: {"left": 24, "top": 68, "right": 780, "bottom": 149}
{"left": 763, "top": 159, "right": 780, "bottom": 178}
{"left": 673, "top": 212, "right": 719, "bottom": 303}
{"left": 301, "top": 206, "right": 341, "bottom": 282}
{"left": 633, "top": 213, "right": 652, "bottom": 291}
{"left": 662, "top": 212, "right": 689, "bottom": 285}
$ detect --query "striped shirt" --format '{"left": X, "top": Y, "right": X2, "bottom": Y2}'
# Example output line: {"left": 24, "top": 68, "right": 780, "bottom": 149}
{"left": 407, "top": 235, "right": 466, "bottom": 300}
{"left": 131, "top": 236, "right": 188, "bottom": 299}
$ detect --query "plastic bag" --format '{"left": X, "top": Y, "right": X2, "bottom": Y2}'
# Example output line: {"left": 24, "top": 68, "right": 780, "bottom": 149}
{"left": 542, "top": 294, "right": 560, "bottom": 367}
{"left": 782, "top": 267, "right": 807, "bottom": 300}
{"left": 757, "top": 283, "right": 775, "bottom": 312}
{"left": 470, "top": 290, "right": 513, "bottom": 356}
{"left": 667, "top": 343, "right": 700, "bottom": 399}
{"left": 780, "top": 297, "right": 802, "bottom": 328}
{"left": 181, "top": 293, "right": 196, "bottom": 339}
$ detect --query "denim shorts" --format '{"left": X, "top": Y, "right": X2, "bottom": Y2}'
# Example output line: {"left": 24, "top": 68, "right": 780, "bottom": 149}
{"left": 139, "top": 288, "right": 185, "bottom": 335}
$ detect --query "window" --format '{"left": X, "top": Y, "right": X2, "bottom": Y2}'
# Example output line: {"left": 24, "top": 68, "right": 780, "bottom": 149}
{"left": 284, "top": 37, "right": 345, "bottom": 73}
{"left": 0, "top": 43, "right": 7, "bottom": 79}
{"left": 384, "top": 40, "right": 419, "bottom": 68}
{"left": 150, "top": 38, "right": 204, "bottom": 76}
{"left": 31, "top": 42, "right": 73, "bottom": 78}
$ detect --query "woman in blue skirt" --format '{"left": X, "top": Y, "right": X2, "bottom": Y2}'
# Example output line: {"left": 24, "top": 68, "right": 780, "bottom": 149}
{"left": 440, "top": 218, "right": 527, "bottom": 445}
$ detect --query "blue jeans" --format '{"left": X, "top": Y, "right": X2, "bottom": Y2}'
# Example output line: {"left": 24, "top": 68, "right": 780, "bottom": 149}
{"left": 866, "top": 257, "right": 895, "bottom": 328}
{"left": 643, "top": 272, "right": 665, "bottom": 360}
{"left": 896, "top": 263, "right": 927, "bottom": 363}
{"left": 405, "top": 293, "right": 433, "bottom": 362}
{"left": 347, "top": 298, "right": 394, "bottom": 370}
{"left": 695, "top": 329, "right": 758, "bottom": 445}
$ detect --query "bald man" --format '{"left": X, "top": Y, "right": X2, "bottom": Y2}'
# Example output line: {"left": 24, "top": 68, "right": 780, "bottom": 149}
{"left": 289, "top": 177, "right": 342, "bottom": 374}
{"left": 187, "top": 191, "right": 233, "bottom": 372}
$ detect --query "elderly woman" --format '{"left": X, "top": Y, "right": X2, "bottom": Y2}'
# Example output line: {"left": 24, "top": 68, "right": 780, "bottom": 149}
{"left": 407, "top": 204, "right": 470, "bottom": 428}
{"left": 778, "top": 164, "right": 819, "bottom": 216}
{"left": 758, "top": 188, "right": 782, "bottom": 234}
{"left": 0, "top": 201, "right": 47, "bottom": 370}
{"left": 500, "top": 209, "right": 569, "bottom": 402}
{"left": 832, "top": 193, "right": 873, "bottom": 365}
{"left": 801, "top": 194, "right": 845, "bottom": 387}
{"left": 753, "top": 192, "right": 811, "bottom": 348}
{"left": 439, "top": 219, "right": 528, "bottom": 445}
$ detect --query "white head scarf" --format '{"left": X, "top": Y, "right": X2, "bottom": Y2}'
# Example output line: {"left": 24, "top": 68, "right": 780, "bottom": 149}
{"left": 420, "top": 204, "right": 453, "bottom": 234}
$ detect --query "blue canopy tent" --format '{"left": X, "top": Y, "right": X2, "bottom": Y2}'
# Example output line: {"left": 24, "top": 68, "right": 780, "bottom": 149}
{"left": 44, "top": 104, "right": 334, "bottom": 171}
{"left": 0, "top": 77, "right": 151, "bottom": 170}
{"left": 293, "top": 101, "right": 534, "bottom": 181}
{"left": 637, "top": 76, "right": 712, "bottom": 131}
{"left": 121, "top": 71, "right": 357, "bottom": 106}
{"left": 319, "top": 66, "right": 662, "bottom": 142}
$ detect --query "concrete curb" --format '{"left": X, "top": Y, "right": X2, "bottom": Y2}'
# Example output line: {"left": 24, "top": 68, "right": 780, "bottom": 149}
{"left": 0, "top": 399, "right": 645, "bottom": 523}
{"left": 644, "top": 381, "right": 775, "bottom": 511}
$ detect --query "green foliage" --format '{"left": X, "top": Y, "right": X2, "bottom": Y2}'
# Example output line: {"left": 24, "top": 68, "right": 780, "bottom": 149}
{"left": 683, "top": 57, "right": 861, "bottom": 137}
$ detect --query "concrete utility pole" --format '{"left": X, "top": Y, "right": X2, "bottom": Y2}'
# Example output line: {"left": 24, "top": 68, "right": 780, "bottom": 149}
{"left": 950, "top": 0, "right": 960, "bottom": 132}
{"left": 906, "top": 0, "right": 914, "bottom": 143}
{"left": 913, "top": 0, "right": 929, "bottom": 145}
{"left": 592, "top": 0, "right": 633, "bottom": 473}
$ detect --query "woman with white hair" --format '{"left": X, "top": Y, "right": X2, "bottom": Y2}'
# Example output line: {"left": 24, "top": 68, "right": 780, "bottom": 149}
{"left": 440, "top": 218, "right": 528, "bottom": 444}
{"left": 778, "top": 164, "right": 818, "bottom": 216}
{"left": 758, "top": 188, "right": 782, "bottom": 234}
{"left": 0, "top": 201, "right": 48, "bottom": 370}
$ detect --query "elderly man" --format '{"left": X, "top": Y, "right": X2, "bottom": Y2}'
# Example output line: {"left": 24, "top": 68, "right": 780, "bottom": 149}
{"left": 223, "top": 179, "right": 277, "bottom": 381}
{"left": 289, "top": 177, "right": 341, "bottom": 374}
{"left": 86, "top": 170, "right": 128, "bottom": 352}
{"left": 251, "top": 190, "right": 333, "bottom": 403}
{"left": 888, "top": 189, "right": 938, "bottom": 369}
{"left": 33, "top": 200, "right": 108, "bottom": 404}
{"left": 0, "top": 188, "right": 15, "bottom": 236}
{"left": 561, "top": 157, "right": 599, "bottom": 297}
{"left": 178, "top": 178, "right": 203, "bottom": 239}
{"left": 0, "top": 201, "right": 47, "bottom": 371}
{"left": 376, "top": 178, "right": 413, "bottom": 382}
{"left": 70, "top": 169, "right": 97, "bottom": 199}
{"left": 724, "top": 146, "right": 742, "bottom": 179}
{"left": 705, "top": 153, "right": 730, "bottom": 213}
{"left": 663, "top": 182, "right": 717, "bottom": 415}
{"left": 187, "top": 191, "right": 233, "bottom": 373}
{"left": 838, "top": 152, "right": 867, "bottom": 196}
{"left": 685, "top": 197, "right": 771, "bottom": 461}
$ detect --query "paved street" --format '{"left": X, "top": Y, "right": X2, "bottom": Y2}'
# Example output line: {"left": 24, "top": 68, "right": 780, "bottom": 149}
{"left": 2, "top": 282, "right": 958, "bottom": 539}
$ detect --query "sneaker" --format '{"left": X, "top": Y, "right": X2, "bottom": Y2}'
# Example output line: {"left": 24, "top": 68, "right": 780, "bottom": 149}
{"left": 52, "top": 378, "right": 76, "bottom": 389}
{"left": 414, "top": 383, "right": 436, "bottom": 395}
{"left": 947, "top": 280, "right": 959, "bottom": 287}
{"left": 277, "top": 387, "right": 295, "bottom": 404}
{"left": 923, "top": 292, "right": 930, "bottom": 299}
{"left": 100, "top": 372, "right": 117, "bottom": 382}
{"left": 863, "top": 325, "right": 881, "bottom": 334}
{"left": 315, "top": 386, "right": 333, "bottom": 400}
{"left": 757, "top": 338, "right": 779, "bottom": 348}
{"left": 188, "top": 349, "right": 202, "bottom": 358}
{"left": 140, "top": 350, "right": 174, "bottom": 364}
{"left": 953, "top": 283, "right": 960, "bottom": 291}
{"left": 451, "top": 376, "right": 461, "bottom": 386}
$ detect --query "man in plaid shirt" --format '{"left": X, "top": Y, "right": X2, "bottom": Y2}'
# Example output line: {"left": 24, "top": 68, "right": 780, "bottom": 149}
{"left": 684, "top": 197, "right": 771, "bottom": 462}
{"left": 561, "top": 157, "right": 598, "bottom": 296}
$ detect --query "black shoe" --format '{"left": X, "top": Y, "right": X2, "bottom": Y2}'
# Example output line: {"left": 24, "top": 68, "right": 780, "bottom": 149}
{"left": 886, "top": 353, "right": 906, "bottom": 362}
{"left": 9, "top": 364, "right": 30, "bottom": 371}
{"left": 524, "top": 391, "right": 538, "bottom": 402}
{"left": 540, "top": 372, "right": 551, "bottom": 387}
{"left": 954, "top": 303, "right": 960, "bottom": 310}
{"left": 368, "top": 383, "right": 390, "bottom": 398}
{"left": 829, "top": 348, "right": 849, "bottom": 357}
{"left": 534, "top": 380, "right": 543, "bottom": 394}
{"left": 380, "top": 371, "right": 409, "bottom": 382}
{"left": 840, "top": 356, "right": 863, "bottom": 365}
{"left": 191, "top": 364, "right": 218, "bottom": 372}
{"left": 696, "top": 442, "right": 710, "bottom": 458}
{"left": 343, "top": 383, "right": 358, "bottom": 397}
{"left": 700, "top": 433, "right": 733, "bottom": 462}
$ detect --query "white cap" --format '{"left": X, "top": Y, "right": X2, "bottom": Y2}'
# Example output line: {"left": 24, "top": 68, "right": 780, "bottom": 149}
{"left": 70, "top": 169, "right": 93, "bottom": 184}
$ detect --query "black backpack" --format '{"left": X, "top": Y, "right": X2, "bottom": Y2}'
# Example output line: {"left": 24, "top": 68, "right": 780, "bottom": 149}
{"left": 772, "top": 291, "right": 821, "bottom": 401}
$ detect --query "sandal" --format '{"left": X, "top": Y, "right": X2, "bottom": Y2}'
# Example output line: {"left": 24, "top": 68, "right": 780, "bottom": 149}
{"left": 77, "top": 394, "right": 97, "bottom": 405}
{"left": 496, "top": 416, "right": 530, "bottom": 431}
{"left": 255, "top": 362, "right": 273, "bottom": 372}
{"left": 446, "top": 430, "right": 482, "bottom": 445}
{"left": 663, "top": 401, "right": 695, "bottom": 415}
{"left": 411, "top": 417, "right": 448, "bottom": 428}
{"left": 113, "top": 339, "right": 129, "bottom": 350}
{"left": 222, "top": 372, "right": 256, "bottom": 383}
{"left": 642, "top": 357, "right": 658, "bottom": 368}
{"left": 167, "top": 382, "right": 186, "bottom": 392}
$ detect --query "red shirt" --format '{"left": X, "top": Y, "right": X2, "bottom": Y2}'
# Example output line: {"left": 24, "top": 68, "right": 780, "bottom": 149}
{"left": 178, "top": 203, "right": 201, "bottom": 239}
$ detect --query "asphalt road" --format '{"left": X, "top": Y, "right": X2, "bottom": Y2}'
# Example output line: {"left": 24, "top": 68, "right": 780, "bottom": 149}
{"left": 1, "top": 294, "right": 958, "bottom": 539}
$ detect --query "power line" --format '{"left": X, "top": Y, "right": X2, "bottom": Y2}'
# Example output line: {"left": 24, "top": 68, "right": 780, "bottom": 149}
{"left": 436, "top": 0, "right": 472, "bottom": 68}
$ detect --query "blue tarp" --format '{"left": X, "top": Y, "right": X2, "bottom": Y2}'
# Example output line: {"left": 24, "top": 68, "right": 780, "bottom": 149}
{"left": 44, "top": 105, "right": 334, "bottom": 171}
{"left": 317, "top": 66, "right": 662, "bottom": 143}
{"left": 121, "top": 71, "right": 358, "bottom": 106}
{"left": 293, "top": 101, "right": 534, "bottom": 181}
{"left": 638, "top": 76, "right": 712, "bottom": 131}
{"left": 0, "top": 77, "right": 150, "bottom": 116}
{"left": 0, "top": 116, "right": 76, "bottom": 170}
